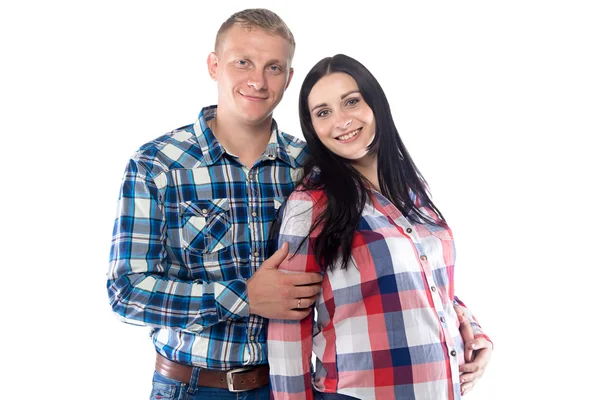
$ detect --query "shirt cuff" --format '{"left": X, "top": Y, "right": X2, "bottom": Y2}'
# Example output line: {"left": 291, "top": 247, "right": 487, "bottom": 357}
{"left": 215, "top": 279, "right": 250, "bottom": 321}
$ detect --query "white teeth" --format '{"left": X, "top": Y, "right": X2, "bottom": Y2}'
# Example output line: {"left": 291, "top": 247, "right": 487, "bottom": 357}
{"left": 337, "top": 129, "right": 360, "bottom": 141}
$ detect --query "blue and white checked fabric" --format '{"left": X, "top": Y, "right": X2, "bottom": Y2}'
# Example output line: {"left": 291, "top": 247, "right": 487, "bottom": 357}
{"left": 108, "top": 105, "right": 309, "bottom": 369}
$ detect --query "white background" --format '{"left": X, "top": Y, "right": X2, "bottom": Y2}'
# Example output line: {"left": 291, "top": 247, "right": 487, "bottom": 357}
{"left": 1, "top": 1, "right": 599, "bottom": 399}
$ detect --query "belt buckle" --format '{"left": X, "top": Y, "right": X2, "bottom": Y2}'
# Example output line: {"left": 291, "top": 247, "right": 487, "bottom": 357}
{"left": 226, "top": 367, "right": 251, "bottom": 392}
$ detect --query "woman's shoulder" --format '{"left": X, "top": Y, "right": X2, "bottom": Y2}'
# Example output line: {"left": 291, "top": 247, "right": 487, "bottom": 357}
{"left": 282, "top": 186, "right": 327, "bottom": 225}
{"left": 287, "top": 185, "right": 326, "bottom": 208}
{"left": 295, "top": 172, "right": 329, "bottom": 196}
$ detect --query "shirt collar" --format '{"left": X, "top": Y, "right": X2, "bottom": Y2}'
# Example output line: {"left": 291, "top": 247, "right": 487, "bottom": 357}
{"left": 193, "top": 105, "right": 297, "bottom": 167}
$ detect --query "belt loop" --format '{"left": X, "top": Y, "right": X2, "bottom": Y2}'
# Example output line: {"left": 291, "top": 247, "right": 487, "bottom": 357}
{"left": 187, "top": 366, "right": 200, "bottom": 394}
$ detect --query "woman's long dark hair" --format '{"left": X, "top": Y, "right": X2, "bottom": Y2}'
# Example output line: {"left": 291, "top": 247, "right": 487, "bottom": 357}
{"left": 290, "top": 54, "right": 446, "bottom": 272}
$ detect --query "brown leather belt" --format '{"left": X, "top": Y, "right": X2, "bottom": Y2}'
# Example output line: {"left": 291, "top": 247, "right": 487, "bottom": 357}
{"left": 155, "top": 353, "right": 269, "bottom": 392}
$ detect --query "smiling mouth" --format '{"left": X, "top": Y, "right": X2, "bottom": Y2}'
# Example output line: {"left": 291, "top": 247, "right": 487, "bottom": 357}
{"left": 336, "top": 128, "right": 361, "bottom": 141}
{"left": 240, "top": 93, "right": 268, "bottom": 101}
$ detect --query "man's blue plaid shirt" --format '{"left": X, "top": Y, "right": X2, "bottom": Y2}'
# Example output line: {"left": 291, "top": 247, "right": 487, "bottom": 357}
{"left": 108, "top": 106, "right": 308, "bottom": 369}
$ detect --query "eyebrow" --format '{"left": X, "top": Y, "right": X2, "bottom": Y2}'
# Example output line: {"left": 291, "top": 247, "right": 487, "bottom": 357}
{"left": 341, "top": 89, "right": 360, "bottom": 99}
{"left": 310, "top": 90, "right": 361, "bottom": 113}
{"left": 268, "top": 58, "right": 288, "bottom": 66}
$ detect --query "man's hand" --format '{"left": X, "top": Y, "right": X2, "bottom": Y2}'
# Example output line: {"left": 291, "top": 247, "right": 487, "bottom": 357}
{"left": 454, "top": 305, "right": 493, "bottom": 396}
{"left": 247, "top": 242, "right": 323, "bottom": 320}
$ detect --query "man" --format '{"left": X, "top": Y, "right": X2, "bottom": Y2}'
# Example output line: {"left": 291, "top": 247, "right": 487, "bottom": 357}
{"left": 108, "top": 8, "right": 490, "bottom": 399}
{"left": 108, "top": 9, "right": 319, "bottom": 399}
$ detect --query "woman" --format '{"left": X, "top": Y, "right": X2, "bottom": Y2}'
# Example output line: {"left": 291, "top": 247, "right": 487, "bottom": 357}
{"left": 267, "top": 54, "right": 491, "bottom": 400}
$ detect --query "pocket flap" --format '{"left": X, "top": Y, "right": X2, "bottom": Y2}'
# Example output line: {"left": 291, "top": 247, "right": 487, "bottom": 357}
{"left": 179, "top": 198, "right": 230, "bottom": 217}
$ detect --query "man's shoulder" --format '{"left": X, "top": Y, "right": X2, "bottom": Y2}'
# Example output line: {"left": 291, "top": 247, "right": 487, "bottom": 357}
{"left": 130, "top": 124, "right": 204, "bottom": 173}
{"left": 277, "top": 130, "right": 309, "bottom": 168}
{"left": 278, "top": 130, "right": 306, "bottom": 147}
{"left": 136, "top": 123, "right": 196, "bottom": 153}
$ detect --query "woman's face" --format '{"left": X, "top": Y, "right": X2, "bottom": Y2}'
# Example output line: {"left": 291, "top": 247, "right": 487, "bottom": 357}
{"left": 307, "top": 72, "right": 376, "bottom": 163}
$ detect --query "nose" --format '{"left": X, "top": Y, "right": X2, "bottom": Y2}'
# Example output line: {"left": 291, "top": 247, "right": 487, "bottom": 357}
{"left": 247, "top": 70, "right": 267, "bottom": 90}
{"left": 335, "top": 113, "right": 353, "bottom": 130}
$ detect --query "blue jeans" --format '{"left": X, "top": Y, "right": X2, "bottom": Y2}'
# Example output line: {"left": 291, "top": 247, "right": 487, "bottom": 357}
{"left": 314, "top": 392, "right": 359, "bottom": 400}
{"left": 150, "top": 371, "right": 270, "bottom": 400}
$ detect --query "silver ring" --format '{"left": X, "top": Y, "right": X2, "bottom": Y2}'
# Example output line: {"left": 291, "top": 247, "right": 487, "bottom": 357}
{"left": 297, "top": 298, "right": 301, "bottom": 309}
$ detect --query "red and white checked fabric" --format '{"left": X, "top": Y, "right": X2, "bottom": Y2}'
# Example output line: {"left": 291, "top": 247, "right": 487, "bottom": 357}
{"left": 268, "top": 188, "right": 490, "bottom": 400}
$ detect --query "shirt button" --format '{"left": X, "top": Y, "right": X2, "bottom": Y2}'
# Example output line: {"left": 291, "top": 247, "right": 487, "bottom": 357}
{"left": 251, "top": 212, "right": 257, "bottom": 217}
{"left": 254, "top": 252, "right": 259, "bottom": 257}
{"left": 201, "top": 208, "right": 208, "bottom": 214}
{"left": 249, "top": 335, "right": 255, "bottom": 341}
{"left": 267, "top": 154, "right": 275, "bottom": 159}
{"left": 440, "top": 317, "right": 446, "bottom": 323}
{"left": 431, "top": 286, "right": 436, "bottom": 292}
{"left": 420, "top": 255, "right": 427, "bottom": 261}
{"left": 450, "top": 349, "right": 457, "bottom": 357}
{"left": 406, "top": 228, "right": 412, "bottom": 233}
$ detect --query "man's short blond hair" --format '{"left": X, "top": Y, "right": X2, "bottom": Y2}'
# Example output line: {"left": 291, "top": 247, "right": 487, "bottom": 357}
{"left": 215, "top": 8, "right": 296, "bottom": 59}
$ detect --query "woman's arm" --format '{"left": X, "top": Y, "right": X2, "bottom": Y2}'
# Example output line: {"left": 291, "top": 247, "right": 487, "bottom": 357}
{"left": 268, "top": 190, "right": 324, "bottom": 400}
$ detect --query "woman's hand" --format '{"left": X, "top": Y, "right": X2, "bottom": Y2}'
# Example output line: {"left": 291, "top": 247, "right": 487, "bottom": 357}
{"left": 454, "top": 305, "right": 493, "bottom": 396}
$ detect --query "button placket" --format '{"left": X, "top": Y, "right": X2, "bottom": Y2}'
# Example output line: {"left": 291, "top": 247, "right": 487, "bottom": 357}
{"left": 418, "top": 251, "right": 451, "bottom": 349}
{"left": 246, "top": 168, "right": 260, "bottom": 267}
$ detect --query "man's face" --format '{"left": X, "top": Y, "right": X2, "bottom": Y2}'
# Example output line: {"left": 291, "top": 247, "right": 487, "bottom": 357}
{"left": 208, "top": 24, "right": 294, "bottom": 126}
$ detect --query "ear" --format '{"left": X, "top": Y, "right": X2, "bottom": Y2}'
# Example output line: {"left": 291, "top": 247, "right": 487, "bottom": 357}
{"left": 285, "top": 67, "right": 294, "bottom": 90}
{"left": 207, "top": 52, "right": 218, "bottom": 80}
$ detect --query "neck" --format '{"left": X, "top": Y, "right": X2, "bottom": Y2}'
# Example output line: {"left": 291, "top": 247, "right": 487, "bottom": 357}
{"left": 210, "top": 113, "right": 273, "bottom": 168}
{"left": 352, "top": 154, "right": 380, "bottom": 192}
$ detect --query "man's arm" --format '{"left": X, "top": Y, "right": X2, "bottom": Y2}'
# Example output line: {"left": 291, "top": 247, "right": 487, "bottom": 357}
{"left": 107, "top": 157, "right": 250, "bottom": 331}
{"left": 108, "top": 157, "right": 322, "bottom": 331}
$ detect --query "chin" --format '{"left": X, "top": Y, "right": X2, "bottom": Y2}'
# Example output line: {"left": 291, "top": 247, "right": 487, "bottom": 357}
{"left": 242, "top": 110, "right": 271, "bottom": 124}
{"left": 246, "top": 106, "right": 275, "bottom": 120}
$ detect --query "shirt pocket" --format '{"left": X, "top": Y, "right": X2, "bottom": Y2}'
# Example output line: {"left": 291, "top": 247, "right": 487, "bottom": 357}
{"left": 179, "top": 198, "right": 233, "bottom": 254}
